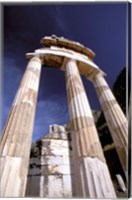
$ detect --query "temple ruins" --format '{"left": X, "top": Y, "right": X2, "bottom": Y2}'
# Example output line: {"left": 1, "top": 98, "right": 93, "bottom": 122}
{"left": 0, "top": 35, "right": 128, "bottom": 198}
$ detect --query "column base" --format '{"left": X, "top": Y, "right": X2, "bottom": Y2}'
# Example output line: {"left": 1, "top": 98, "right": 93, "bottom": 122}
{"left": 0, "top": 156, "right": 27, "bottom": 197}
{"left": 73, "top": 157, "right": 116, "bottom": 198}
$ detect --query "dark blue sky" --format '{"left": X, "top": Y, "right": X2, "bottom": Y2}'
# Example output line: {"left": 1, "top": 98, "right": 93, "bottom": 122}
{"left": 2, "top": 3, "right": 127, "bottom": 141}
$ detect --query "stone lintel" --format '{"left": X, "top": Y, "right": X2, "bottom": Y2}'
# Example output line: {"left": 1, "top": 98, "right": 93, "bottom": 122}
{"left": 40, "top": 35, "right": 95, "bottom": 60}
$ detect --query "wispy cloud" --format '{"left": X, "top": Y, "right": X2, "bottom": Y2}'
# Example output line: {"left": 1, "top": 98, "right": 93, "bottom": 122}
{"left": 33, "top": 95, "right": 69, "bottom": 141}
{"left": 1, "top": 57, "right": 23, "bottom": 131}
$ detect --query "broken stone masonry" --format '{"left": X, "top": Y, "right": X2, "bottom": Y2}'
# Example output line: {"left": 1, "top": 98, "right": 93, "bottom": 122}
{"left": 26, "top": 124, "right": 73, "bottom": 198}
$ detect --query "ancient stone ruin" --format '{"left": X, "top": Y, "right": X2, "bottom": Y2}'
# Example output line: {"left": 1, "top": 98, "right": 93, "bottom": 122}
{"left": 0, "top": 35, "right": 128, "bottom": 198}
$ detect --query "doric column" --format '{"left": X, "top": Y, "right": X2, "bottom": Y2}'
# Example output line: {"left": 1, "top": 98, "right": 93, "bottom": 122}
{"left": 65, "top": 59, "right": 116, "bottom": 198}
{"left": 90, "top": 72, "right": 128, "bottom": 176}
{"left": 0, "top": 56, "right": 42, "bottom": 197}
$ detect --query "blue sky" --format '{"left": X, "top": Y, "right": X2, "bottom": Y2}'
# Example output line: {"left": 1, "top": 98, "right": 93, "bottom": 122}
{"left": 2, "top": 3, "right": 127, "bottom": 141}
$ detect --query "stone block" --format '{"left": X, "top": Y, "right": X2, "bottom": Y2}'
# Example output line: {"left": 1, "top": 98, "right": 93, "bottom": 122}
{"left": 50, "top": 140, "right": 70, "bottom": 156}
{"left": 63, "top": 175, "right": 72, "bottom": 197}
{"left": 63, "top": 155, "right": 72, "bottom": 165}
{"left": 61, "top": 133, "right": 68, "bottom": 140}
{"left": 48, "top": 175, "right": 63, "bottom": 197}
{"left": 41, "top": 156, "right": 63, "bottom": 165}
{"left": 48, "top": 164, "right": 71, "bottom": 175}
{"left": 40, "top": 164, "right": 71, "bottom": 175}
{"left": 39, "top": 175, "right": 49, "bottom": 197}
{"left": 51, "top": 148, "right": 70, "bottom": 156}
{"left": 61, "top": 165, "right": 71, "bottom": 175}
{"left": 50, "top": 139, "right": 69, "bottom": 148}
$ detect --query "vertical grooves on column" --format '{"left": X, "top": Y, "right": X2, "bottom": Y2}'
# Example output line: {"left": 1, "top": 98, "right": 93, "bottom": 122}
{"left": 69, "top": 77, "right": 77, "bottom": 130}
{"left": 7, "top": 71, "right": 31, "bottom": 156}
{"left": 0, "top": 57, "right": 42, "bottom": 197}
{"left": 70, "top": 74, "right": 84, "bottom": 157}
{"left": 95, "top": 74, "right": 128, "bottom": 134}
{"left": 2, "top": 99, "right": 22, "bottom": 155}
{"left": 67, "top": 63, "right": 90, "bottom": 157}
{"left": 1, "top": 158, "right": 10, "bottom": 195}
{"left": 92, "top": 73, "right": 128, "bottom": 174}
{"left": 80, "top": 157, "right": 116, "bottom": 198}
{"left": 1, "top": 69, "right": 30, "bottom": 155}
{"left": 72, "top": 78, "right": 83, "bottom": 128}
{"left": 20, "top": 70, "right": 36, "bottom": 157}
{"left": 11, "top": 102, "right": 29, "bottom": 156}
{"left": 0, "top": 107, "right": 15, "bottom": 153}
{"left": 94, "top": 75, "right": 127, "bottom": 132}
{"left": 65, "top": 59, "right": 116, "bottom": 198}
{"left": 75, "top": 95, "right": 82, "bottom": 129}
{"left": 106, "top": 106, "right": 126, "bottom": 146}
{"left": 66, "top": 60, "right": 105, "bottom": 160}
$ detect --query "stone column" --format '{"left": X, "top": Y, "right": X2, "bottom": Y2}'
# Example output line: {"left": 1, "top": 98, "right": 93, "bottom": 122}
{"left": 65, "top": 58, "right": 116, "bottom": 198}
{"left": 0, "top": 56, "right": 42, "bottom": 197}
{"left": 90, "top": 72, "right": 128, "bottom": 176}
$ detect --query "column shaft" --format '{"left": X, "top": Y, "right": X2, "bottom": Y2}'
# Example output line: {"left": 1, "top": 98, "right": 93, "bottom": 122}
{"left": 65, "top": 59, "right": 116, "bottom": 198}
{"left": 91, "top": 72, "right": 128, "bottom": 175}
{"left": 0, "top": 56, "right": 42, "bottom": 197}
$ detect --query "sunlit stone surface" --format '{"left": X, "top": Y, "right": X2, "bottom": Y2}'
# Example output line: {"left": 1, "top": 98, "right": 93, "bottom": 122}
{"left": 26, "top": 124, "right": 73, "bottom": 198}
{"left": 90, "top": 72, "right": 128, "bottom": 176}
{"left": 1, "top": 35, "right": 127, "bottom": 197}
{"left": 64, "top": 59, "right": 116, "bottom": 198}
{"left": 0, "top": 56, "right": 42, "bottom": 197}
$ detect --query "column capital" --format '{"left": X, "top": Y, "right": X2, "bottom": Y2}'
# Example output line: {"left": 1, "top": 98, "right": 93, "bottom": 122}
{"left": 30, "top": 55, "right": 43, "bottom": 63}
{"left": 61, "top": 57, "right": 77, "bottom": 71}
{"left": 86, "top": 69, "right": 107, "bottom": 82}
{"left": 26, "top": 52, "right": 43, "bottom": 63}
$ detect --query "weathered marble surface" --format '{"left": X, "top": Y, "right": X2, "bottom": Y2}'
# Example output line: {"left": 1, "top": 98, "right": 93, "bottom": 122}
{"left": 65, "top": 59, "right": 116, "bottom": 198}
{"left": 0, "top": 56, "right": 42, "bottom": 197}
{"left": 91, "top": 72, "right": 128, "bottom": 176}
{"left": 26, "top": 124, "right": 73, "bottom": 198}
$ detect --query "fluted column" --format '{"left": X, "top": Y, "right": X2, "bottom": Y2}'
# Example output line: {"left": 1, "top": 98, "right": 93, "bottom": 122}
{"left": 65, "top": 59, "right": 116, "bottom": 198}
{"left": 90, "top": 72, "right": 128, "bottom": 176}
{"left": 0, "top": 56, "right": 42, "bottom": 197}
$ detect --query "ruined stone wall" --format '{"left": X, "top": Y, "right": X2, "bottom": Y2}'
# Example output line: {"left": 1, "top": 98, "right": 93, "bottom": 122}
{"left": 25, "top": 124, "right": 73, "bottom": 197}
